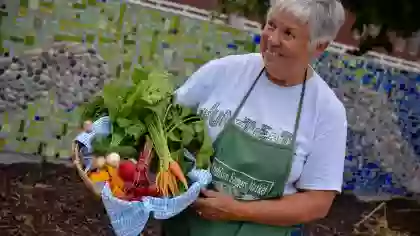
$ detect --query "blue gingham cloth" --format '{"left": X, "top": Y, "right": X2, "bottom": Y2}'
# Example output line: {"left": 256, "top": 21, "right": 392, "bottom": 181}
{"left": 74, "top": 116, "right": 212, "bottom": 236}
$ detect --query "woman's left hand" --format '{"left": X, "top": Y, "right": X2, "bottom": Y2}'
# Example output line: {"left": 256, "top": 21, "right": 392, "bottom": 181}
{"left": 193, "top": 189, "right": 241, "bottom": 221}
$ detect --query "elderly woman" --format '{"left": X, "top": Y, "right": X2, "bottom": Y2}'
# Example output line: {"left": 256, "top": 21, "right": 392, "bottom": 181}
{"left": 163, "top": 0, "right": 347, "bottom": 235}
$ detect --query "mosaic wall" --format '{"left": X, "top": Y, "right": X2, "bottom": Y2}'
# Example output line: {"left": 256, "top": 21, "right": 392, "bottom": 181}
{"left": 315, "top": 53, "right": 420, "bottom": 198}
{"left": 1, "top": 0, "right": 420, "bottom": 199}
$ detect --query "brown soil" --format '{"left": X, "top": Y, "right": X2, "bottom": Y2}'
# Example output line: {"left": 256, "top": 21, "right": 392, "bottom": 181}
{"left": 304, "top": 195, "right": 420, "bottom": 236}
{"left": 1, "top": 162, "right": 419, "bottom": 236}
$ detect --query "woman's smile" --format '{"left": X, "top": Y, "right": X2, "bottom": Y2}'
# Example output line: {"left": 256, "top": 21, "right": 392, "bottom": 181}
{"left": 264, "top": 49, "right": 285, "bottom": 60}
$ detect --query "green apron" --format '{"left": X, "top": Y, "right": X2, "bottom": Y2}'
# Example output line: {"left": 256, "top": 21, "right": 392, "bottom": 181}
{"left": 163, "top": 68, "right": 307, "bottom": 236}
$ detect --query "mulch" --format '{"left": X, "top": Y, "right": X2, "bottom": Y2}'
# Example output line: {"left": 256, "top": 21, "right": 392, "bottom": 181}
{"left": 304, "top": 195, "right": 420, "bottom": 236}
{"left": 1, "top": 162, "right": 419, "bottom": 236}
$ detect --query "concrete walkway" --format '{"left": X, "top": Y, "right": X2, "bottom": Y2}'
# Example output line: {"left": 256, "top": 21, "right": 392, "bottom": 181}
{"left": 0, "top": 151, "right": 71, "bottom": 165}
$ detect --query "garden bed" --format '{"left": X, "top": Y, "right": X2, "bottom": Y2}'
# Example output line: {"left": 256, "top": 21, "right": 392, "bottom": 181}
{"left": 0, "top": 161, "right": 419, "bottom": 236}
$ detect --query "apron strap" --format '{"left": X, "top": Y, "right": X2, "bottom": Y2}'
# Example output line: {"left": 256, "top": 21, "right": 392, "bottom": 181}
{"left": 291, "top": 70, "right": 307, "bottom": 147}
{"left": 213, "top": 68, "right": 265, "bottom": 145}
{"left": 230, "top": 68, "right": 266, "bottom": 120}
{"left": 219, "top": 67, "right": 308, "bottom": 145}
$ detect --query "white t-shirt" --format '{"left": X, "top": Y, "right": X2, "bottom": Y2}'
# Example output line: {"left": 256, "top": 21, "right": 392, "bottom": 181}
{"left": 175, "top": 53, "right": 348, "bottom": 195}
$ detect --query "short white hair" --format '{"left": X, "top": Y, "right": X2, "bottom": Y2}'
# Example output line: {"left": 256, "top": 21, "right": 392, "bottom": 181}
{"left": 267, "top": 0, "right": 345, "bottom": 45}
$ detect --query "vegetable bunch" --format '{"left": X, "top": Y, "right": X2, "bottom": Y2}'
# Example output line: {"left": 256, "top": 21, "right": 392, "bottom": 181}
{"left": 80, "top": 66, "right": 213, "bottom": 200}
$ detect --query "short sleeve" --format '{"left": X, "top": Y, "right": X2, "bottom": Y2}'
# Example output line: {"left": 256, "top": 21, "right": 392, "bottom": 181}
{"left": 175, "top": 59, "right": 225, "bottom": 108}
{"left": 296, "top": 103, "right": 348, "bottom": 193}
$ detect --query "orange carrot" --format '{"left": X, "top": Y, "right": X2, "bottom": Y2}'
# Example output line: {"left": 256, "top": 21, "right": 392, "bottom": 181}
{"left": 105, "top": 165, "right": 126, "bottom": 197}
{"left": 156, "top": 171, "right": 165, "bottom": 196}
{"left": 168, "top": 173, "right": 179, "bottom": 196}
{"left": 156, "top": 169, "right": 180, "bottom": 197}
{"left": 169, "top": 160, "right": 188, "bottom": 190}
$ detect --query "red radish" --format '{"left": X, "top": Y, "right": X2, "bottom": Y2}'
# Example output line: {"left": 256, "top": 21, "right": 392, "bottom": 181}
{"left": 118, "top": 160, "right": 137, "bottom": 183}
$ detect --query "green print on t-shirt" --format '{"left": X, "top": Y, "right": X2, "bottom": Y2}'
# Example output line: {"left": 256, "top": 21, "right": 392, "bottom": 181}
{"left": 199, "top": 103, "right": 293, "bottom": 145}
{"left": 235, "top": 117, "right": 293, "bottom": 145}
{"left": 199, "top": 102, "right": 232, "bottom": 127}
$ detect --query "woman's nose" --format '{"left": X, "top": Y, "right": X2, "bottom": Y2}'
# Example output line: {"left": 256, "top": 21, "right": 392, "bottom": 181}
{"left": 268, "top": 33, "right": 282, "bottom": 47}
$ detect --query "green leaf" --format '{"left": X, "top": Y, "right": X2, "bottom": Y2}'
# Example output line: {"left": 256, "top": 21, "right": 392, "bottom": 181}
{"left": 108, "top": 145, "right": 138, "bottom": 158}
{"left": 131, "top": 66, "right": 149, "bottom": 85}
{"left": 168, "top": 130, "right": 182, "bottom": 142}
{"left": 166, "top": 104, "right": 180, "bottom": 126}
{"left": 102, "top": 80, "right": 129, "bottom": 119}
{"left": 110, "top": 132, "right": 124, "bottom": 147}
{"left": 179, "top": 104, "right": 193, "bottom": 119}
{"left": 117, "top": 118, "right": 133, "bottom": 128}
{"left": 193, "top": 120, "right": 204, "bottom": 133}
{"left": 145, "top": 98, "right": 172, "bottom": 121}
{"left": 142, "top": 70, "right": 174, "bottom": 104}
{"left": 91, "top": 135, "right": 112, "bottom": 156}
{"left": 80, "top": 96, "right": 107, "bottom": 121}
{"left": 180, "top": 124, "right": 194, "bottom": 146}
{"left": 126, "top": 123, "right": 147, "bottom": 138}
{"left": 195, "top": 125, "right": 213, "bottom": 169}
{"left": 171, "top": 149, "right": 183, "bottom": 162}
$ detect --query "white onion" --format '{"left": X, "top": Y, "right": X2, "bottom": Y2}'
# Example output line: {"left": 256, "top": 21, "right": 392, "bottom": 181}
{"left": 106, "top": 152, "right": 121, "bottom": 167}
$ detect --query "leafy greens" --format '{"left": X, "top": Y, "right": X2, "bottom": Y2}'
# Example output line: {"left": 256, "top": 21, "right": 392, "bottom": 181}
{"left": 80, "top": 65, "right": 213, "bottom": 169}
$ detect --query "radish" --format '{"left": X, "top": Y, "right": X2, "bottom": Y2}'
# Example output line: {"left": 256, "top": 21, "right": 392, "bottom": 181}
{"left": 118, "top": 160, "right": 137, "bottom": 183}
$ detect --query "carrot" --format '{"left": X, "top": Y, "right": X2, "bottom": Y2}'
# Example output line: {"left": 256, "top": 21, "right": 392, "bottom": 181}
{"left": 147, "top": 114, "right": 186, "bottom": 197}
{"left": 156, "top": 169, "right": 179, "bottom": 197}
{"left": 155, "top": 160, "right": 186, "bottom": 197}
{"left": 106, "top": 166, "right": 124, "bottom": 187}
{"left": 169, "top": 160, "right": 188, "bottom": 190}
{"left": 168, "top": 173, "right": 179, "bottom": 196}
{"left": 156, "top": 171, "right": 165, "bottom": 196}
{"left": 163, "top": 171, "right": 170, "bottom": 197}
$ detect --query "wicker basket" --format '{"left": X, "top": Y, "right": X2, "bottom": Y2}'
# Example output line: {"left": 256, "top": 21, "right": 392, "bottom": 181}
{"left": 70, "top": 117, "right": 212, "bottom": 236}
{"left": 71, "top": 142, "right": 103, "bottom": 197}
{"left": 72, "top": 142, "right": 153, "bottom": 236}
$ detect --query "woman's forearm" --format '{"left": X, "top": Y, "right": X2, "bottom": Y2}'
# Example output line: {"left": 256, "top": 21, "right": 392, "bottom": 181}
{"left": 233, "top": 191, "right": 335, "bottom": 227}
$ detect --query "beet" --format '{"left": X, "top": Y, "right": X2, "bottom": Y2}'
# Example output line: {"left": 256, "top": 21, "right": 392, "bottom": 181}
{"left": 123, "top": 185, "right": 159, "bottom": 201}
{"left": 118, "top": 136, "right": 156, "bottom": 201}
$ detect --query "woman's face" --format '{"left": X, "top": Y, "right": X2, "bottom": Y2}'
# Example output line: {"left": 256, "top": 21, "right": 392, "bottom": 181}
{"left": 260, "top": 10, "right": 324, "bottom": 80}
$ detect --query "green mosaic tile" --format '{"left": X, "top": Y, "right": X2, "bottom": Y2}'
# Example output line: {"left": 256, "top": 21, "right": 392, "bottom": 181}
{"left": 1, "top": 0, "right": 259, "bottom": 159}
{"left": 0, "top": 138, "right": 5, "bottom": 151}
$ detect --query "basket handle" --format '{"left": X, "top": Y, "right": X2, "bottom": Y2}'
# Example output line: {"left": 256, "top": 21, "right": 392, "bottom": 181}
{"left": 72, "top": 142, "right": 102, "bottom": 197}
